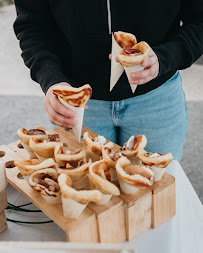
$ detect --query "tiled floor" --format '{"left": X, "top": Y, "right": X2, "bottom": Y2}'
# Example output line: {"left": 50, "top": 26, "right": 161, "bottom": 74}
{"left": 0, "top": 5, "right": 203, "bottom": 203}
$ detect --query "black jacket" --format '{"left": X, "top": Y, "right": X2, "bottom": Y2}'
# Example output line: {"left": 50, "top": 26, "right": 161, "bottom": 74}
{"left": 14, "top": 0, "right": 203, "bottom": 101}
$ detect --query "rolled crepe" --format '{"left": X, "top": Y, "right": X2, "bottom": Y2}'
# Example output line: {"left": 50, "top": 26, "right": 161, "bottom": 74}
{"left": 52, "top": 84, "right": 92, "bottom": 143}
{"left": 16, "top": 127, "right": 48, "bottom": 159}
{"left": 121, "top": 135, "right": 147, "bottom": 157}
{"left": 89, "top": 159, "right": 120, "bottom": 205}
{"left": 116, "top": 156, "right": 154, "bottom": 194}
{"left": 138, "top": 149, "right": 173, "bottom": 181}
{"left": 29, "top": 134, "right": 62, "bottom": 161}
{"left": 83, "top": 132, "right": 107, "bottom": 162}
{"left": 110, "top": 31, "right": 137, "bottom": 92}
{"left": 14, "top": 158, "right": 55, "bottom": 181}
{"left": 118, "top": 41, "right": 151, "bottom": 93}
{"left": 58, "top": 173, "right": 102, "bottom": 219}
{"left": 29, "top": 168, "right": 61, "bottom": 204}
{"left": 102, "top": 142, "right": 123, "bottom": 181}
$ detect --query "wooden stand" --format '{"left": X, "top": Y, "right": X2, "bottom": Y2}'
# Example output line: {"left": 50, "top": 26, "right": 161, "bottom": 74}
{"left": 150, "top": 173, "right": 176, "bottom": 228}
{"left": 88, "top": 196, "right": 126, "bottom": 243}
{"left": 119, "top": 188, "right": 152, "bottom": 241}
{"left": 0, "top": 210, "right": 7, "bottom": 234}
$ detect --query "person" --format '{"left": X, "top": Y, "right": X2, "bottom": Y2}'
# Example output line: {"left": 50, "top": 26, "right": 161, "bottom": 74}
{"left": 13, "top": 0, "right": 203, "bottom": 161}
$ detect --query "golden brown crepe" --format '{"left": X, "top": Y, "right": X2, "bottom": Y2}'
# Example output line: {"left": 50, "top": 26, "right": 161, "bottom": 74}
{"left": 58, "top": 173, "right": 102, "bottom": 219}
{"left": 116, "top": 156, "right": 154, "bottom": 194}
{"left": 118, "top": 41, "right": 150, "bottom": 67}
{"left": 121, "top": 135, "right": 147, "bottom": 157}
{"left": 114, "top": 31, "right": 137, "bottom": 48}
{"left": 52, "top": 84, "right": 92, "bottom": 108}
{"left": 29, "top": 168, "right": 61, "bottom": 204}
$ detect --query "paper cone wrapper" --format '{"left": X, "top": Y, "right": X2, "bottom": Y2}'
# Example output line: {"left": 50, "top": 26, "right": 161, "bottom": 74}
{"left": 41, "top": 194, "right": 61, "bottom": 205}
{"left": 118, "top": 177, "right": 138, "bottom": 194}
{"left": 95, "top": 193, "right": 112, "bottom": 205}
{"left": 124, "top": 64, "right": 144, "bottom": 93}
{"left": 72, "top": 174, "right": 90, "bottom": 190}
{"left": 58, "top": 96, "right": 84, "bottom": 143}
{"left": 85, "top": 150, "right": 101, "bottom": 163}
{"left": 110, "top": 34, "right": 124, "bottom": 91}
{"left": 152, "top": 166, "right": 167, "bottom": 182}
{"left": 0, "top": 161, "right": 7, "bottom": 192}
{"left": 21, "top": 142, "right": 37, "bottom": 159}
{"left": 62, "top": 197, "right": 87, "bottom": 219}
{"left": 110, "top": 168, "right": 118, "bottom": 182}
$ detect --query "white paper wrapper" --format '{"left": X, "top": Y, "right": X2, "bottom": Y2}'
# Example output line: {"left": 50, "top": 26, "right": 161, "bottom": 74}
{"left": 118, "top": 177, "right": 138, "bottom": 194}
{"left": 58, "top": 96, "right": 84, "bottom": 143}
{"left": 110, "top": 168, "right": 118, "bottom": 182}
{"left": 41, "top": 195, "right": 61, "bottom": 205}
{"left": 0, "top": 160, "right": 7, "bottom": 192}
{"left": 95, "top": 193, "right": 112, "bottom": 205}
{"left": 62, "top": 197, "right": 87, "bottom": 219}
{"left": 85, "top": 150, "right": 101, "bottom": 163}
{"left": 21, "top": 142, "right": 37, "bottom": 159}
{"left": 124, "top": 64, "right": 144, "bottom": 93}
{"left": 152, "top": 166, "right": 167, "bottom": 182}
{"left": 110, "top": 34, "right": 124, "bottom": 91}
{"left": 33, "top": 152, "right": 48, "bottom": 162}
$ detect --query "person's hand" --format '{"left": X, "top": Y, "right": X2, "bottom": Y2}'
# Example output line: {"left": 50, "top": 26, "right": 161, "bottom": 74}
{"left": 109, "top": 48, "right": 159, "bottom": 85}
{"left": 44, "top": 82, "right": 75, "bottom": 128}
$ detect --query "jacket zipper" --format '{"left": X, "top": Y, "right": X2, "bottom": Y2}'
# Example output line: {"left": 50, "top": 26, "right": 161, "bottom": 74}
{"left": 107, "top": 0, "right": 112, "bottom": 34}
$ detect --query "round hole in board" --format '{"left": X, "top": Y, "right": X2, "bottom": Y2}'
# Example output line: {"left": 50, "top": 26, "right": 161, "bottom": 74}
{"left": 17, "top": 173, "right": 24, "bottom": 179}
{"left": 17, "top": 143, "right": 24, "bottom": 149}
{"left": 5, "top": 161, "right": 15, "bottom": 169}
{"left": 63, "top": 143, "right": 69, "bottom": 148}
{"left": 0, "top": 151, "right": 5, "bottom": 158}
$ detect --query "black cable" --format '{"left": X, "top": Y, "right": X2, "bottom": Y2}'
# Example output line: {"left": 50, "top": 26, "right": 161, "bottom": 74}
{"left": 18, "top": 203, "right": 32, "bottom": 207}
{"left": 7, "top": 218, "right": 53, "bottom": 224}
{"left": 7, "top": 202, "right": 42, "bottom": 212}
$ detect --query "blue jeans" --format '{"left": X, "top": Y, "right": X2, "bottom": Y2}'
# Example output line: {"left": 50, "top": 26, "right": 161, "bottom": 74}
{"left": 83, "top": 72, "right": 188, "bottom": 161}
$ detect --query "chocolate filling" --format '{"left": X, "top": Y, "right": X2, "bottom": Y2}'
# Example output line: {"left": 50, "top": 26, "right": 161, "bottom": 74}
{"left": 48, "top": 134, "right": 60, "bottom": 142}
{"left": 123, "top": 47, "right": 142, "bottom": 55}
{"left": 33, "top": 174, "right": 59, "bottom": 192}
{"left": 27, "top": 129, "right": 46, "bottom": 135}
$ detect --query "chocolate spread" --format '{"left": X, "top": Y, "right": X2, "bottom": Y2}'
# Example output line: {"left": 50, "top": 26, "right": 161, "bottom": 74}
{"left": 123, "top": 47, "right": 142, "bottom": 56}
{"left": 48, "top": 134, "right": 60, "bottom": 142}
{"left": 33, "top": 174, "right": 59, "bottom": 192}
{"left": 27, "top": 129, "right": 46, "bottom": 135}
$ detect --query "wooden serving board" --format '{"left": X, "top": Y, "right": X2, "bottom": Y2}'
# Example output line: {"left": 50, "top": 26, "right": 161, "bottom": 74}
{"left": 0, "top": 127, "right": 176, "bottom": 243}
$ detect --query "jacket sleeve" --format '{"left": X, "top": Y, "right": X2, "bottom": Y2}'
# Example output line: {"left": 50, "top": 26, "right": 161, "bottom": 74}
{"left": 152, "top": 0, "right": 203, "bottom": 76}
{"left": 13, "top": 0, "right": 70, "bottom": 93}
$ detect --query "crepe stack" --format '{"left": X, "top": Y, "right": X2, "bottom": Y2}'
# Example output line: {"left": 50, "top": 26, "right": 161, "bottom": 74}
{"left": 138, "top": 149, "right": 173, "bottom": 181}
{"left": 89, "top": 160, "right": 120, "bottom": 205}
{"left": 14, "top": 158, "right": 55, "bottom": 181}
{"left": 116, "top": 156, "right": 154, "bottom": 194}
{"left": 110, "top": 31, "right": 137, "bottom": 92}
{"left": 118, "top": 40, "right": 150, "bottom": 93}
{"left": 102, "top": 142, "right": 123, "bottom": 181}
{"left": 29, "top": 133, "right": 62, "bottom": 162}
{"left": 58, "top": 173, "right": 102, "bottom": 219}
{"left": 29, "top": 168, "right": 61, "bottom": 204}
{"left": 16, "top": 127, "right": 48, "bottom": 159}
{"left": 52, "top": 84, "right": 92, "bottom": 143}
{"left": 55, "top": 143, "right": 91, "bottom": 190}
{"left": 83, "top": 131, "right": 107, "bottom": 162}
{"left": 121, "top": 135, "right": 147, "bottom": 165}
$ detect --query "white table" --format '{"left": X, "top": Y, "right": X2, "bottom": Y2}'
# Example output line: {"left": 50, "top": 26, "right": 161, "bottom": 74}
{"left": 0, "top": 161, "right": 203, "bottom": 253}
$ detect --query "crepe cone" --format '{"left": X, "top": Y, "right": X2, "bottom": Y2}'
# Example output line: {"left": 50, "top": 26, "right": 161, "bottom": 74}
{"left": 62, "top": 197, "right": 87, "bottom": 219}
{"left": 41, "top": 195, "right": 61, "bottom": 205}
{"left": 118, "top": 177, "right": 138, "bottom": 194}
{"left": 21, "top": 142, "right": 37, "bottom": 159}
{"left": 124, "top": 64, "right": 143, "bottom": 93}
{"left": 110, "top": 34, "right": 124, "bottom": 91}
{"left": 58, "top": 96, "right": 84, "bottom": 143}
{"left": 0, "top": 161, "right": 7, "bottom": 192}
{"left": 95, "top": 193, "right": 112, "bottom": 205}
{"left": 151, "top": 166, "right": 167, "bottom": 182}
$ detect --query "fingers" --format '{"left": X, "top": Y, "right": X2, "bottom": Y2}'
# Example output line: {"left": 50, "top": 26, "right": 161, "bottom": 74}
{"left": 44, "top": 99, "right": 75, "bottom": 128}
{"left": 109, "top": 54, "right": 112, "bottom": 60}
{"left": 141, "top": 55, "right": 157, "bottom": 69}
{"left": 49, "top": 92, "right": 75, "bottom": 118}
